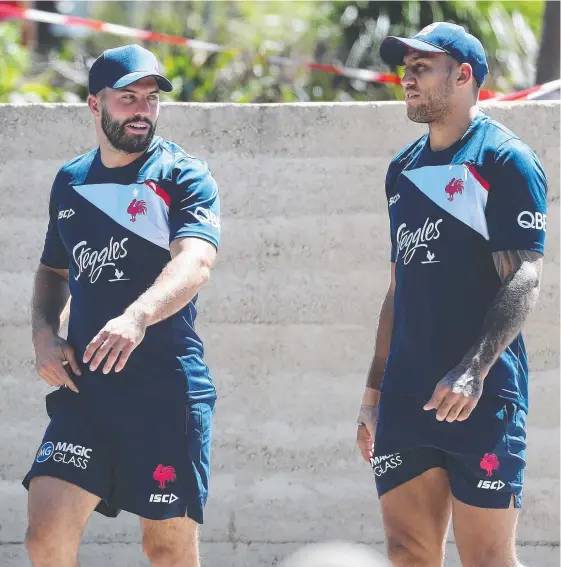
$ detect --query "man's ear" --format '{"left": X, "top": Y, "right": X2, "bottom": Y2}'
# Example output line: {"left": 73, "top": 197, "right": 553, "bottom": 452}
{"left": 88, "top": 93, "right": 102, "bottom": 117}
{"left": 456, "top": 63, "right": 473, "bottom": 88}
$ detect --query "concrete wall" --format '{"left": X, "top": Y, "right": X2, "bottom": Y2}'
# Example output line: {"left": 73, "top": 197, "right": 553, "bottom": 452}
{"left": 0, "top": 102, "right": 559, "bottom": 567}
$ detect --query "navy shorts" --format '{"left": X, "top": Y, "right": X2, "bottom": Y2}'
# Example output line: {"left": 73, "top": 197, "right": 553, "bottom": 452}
{"left": 23, "top": 373, "right": 215, "bottom": 523}
{"left": 372, "top": 393, "right": 527, "bottom": 509}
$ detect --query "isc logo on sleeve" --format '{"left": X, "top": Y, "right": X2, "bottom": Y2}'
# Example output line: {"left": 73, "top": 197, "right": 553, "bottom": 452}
{"left": 58, "top": 208, "right": 75, "bottom": 219}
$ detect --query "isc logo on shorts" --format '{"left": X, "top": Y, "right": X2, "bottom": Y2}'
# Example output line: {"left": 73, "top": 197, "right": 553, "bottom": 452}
{"left": 149, "top": 493, "right": 178, "bottom": 504}
{"left": 477, "top": 479, "right": 506, "bottom": 490}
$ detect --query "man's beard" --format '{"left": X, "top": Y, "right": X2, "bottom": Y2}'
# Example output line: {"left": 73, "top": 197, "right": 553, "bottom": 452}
{"left": 101, "top": 108, "right": 156, "bottom": 154}
{"left": 407, "top": 77, "right": 454, "bottom": 124}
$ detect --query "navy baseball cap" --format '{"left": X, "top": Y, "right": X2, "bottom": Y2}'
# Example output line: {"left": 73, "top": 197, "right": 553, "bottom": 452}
{"left": 89, "top": 44, "right": 173, "bottom": 95}
{"left": 380, "top": 22, "right": 488, "bottom": 86}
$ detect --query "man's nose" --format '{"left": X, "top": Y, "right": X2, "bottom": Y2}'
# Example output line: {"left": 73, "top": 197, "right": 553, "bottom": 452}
{"left": 134, "top": 97, "right": 151, "bottom": 115}
{"left": 401, "top": 70, "right": 416, "bottom": 89}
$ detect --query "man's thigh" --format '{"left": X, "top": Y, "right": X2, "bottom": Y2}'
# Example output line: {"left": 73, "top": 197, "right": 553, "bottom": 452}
{"left": 27, "top": 476, "right": 100, "bottom": 553}
{"left": 444, "top": 402, "right": 526, "bottom": 564}
{"left": 141, "top": 516, "right": 199, "bottom": 558}
{"left": 452, "top": 496, "right": 519, "bottom": 566}
{"left": 374, "top": 447, "right": 453, "bottom": 554}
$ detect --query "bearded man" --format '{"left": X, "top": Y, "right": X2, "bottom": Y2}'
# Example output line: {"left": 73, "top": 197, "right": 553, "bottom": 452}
{"left": 24, "top": 44, "right": 221, "bottom": 567}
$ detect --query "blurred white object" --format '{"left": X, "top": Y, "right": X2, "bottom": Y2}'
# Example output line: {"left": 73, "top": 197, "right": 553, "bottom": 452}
{"left": 280, "top": 542, "right": 390, "bottom": 567}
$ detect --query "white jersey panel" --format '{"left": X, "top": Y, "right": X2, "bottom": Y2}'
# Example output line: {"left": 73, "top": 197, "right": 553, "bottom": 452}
{"left": 73, "top": 182, "right": 170, "bottom": 250}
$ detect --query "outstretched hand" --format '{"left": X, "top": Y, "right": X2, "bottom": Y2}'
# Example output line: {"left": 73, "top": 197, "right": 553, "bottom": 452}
{"left": 83, "top": 312, "right": 147, "bottom": 374}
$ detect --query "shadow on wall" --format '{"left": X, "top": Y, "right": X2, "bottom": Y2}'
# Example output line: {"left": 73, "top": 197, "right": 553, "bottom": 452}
{"left": 280, "top": 542, "right": 390, "bottom": 567}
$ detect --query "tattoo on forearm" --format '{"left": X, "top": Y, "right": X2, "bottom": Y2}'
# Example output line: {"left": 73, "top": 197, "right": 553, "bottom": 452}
{"left": 471, "top": 250, "right": 542, "bottom": 371}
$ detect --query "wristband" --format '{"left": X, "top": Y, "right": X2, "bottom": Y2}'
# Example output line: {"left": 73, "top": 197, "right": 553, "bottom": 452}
{"left": 357, "top": 404, "right": 379, "bottom": 426}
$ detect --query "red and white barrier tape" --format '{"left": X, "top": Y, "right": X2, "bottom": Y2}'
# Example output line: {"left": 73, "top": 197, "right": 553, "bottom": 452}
{"left": 492, "top": 79, "right": 560, "bottom": 101}
{"left": 0, "top": 3, "right": 229, "bottom": 53}
{"left": 1, "top": 2, "right": 556, "bottom": 102}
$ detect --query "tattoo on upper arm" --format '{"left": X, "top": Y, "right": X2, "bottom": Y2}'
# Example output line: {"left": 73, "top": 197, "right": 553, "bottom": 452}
{"left": 492, "top": 250, "right": 542, "bottom": 284}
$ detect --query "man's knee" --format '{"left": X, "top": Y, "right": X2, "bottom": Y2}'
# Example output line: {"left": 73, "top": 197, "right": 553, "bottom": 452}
{"left": 142, "top": 535, "right": 198, "bottom": 567}
{"left": 143, "top": 542, "right": 183, "bottom": 566}
{"left": 25, "top": 526, "right": 50, "bottom": 564}
{"left": 460, "top": 546, "right": 520, "bottom": 567}
{"left": 25, "top": 524, "right": 76, "bottom": 566}
{"left": 386, "top": 534, "right": 444, "bottom": 567}
{"left": 142, "top": 516, "right": 199, "bottom": 566}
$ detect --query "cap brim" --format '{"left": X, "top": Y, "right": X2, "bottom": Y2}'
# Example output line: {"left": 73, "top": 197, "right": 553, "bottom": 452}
{"left": 111, "top": 71, "right": 173, "bottom": 92}
{"left": 380, "top": 36, "right": 447, "bottom": 66}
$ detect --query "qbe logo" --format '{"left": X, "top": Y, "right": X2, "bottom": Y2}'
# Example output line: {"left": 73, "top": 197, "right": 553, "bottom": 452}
{"left": 517, "top": 211, "right": 546, "bottom": 232}
{"left": 36, "top": 442, "right": 54, "bottom": 463}
{"left": 193, "top": 207, "right": 221, "bottom": 231}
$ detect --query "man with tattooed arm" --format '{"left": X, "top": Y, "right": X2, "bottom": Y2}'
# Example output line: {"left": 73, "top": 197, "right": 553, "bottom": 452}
{"left": 356, "top": 23, "right": 547, "bottom": 567}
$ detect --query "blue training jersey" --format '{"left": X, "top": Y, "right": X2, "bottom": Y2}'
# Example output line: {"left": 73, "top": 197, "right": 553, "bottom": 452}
{"left": 382, "top": 112, "right": 547, "bottom": 412}
{"left": 41, "top": 136, "right": 221, "bottom": 401}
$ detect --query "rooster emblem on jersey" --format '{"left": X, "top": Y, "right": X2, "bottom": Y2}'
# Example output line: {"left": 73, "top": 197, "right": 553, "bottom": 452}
{"left": 153, "top": 464, "right": 176, "bottom": 489}
{"left": 480, "top": 453, "right": 500, "bottom": 477}
{"left": 445, "top": 178, "right": 464, "bottom": 201}
{"left": 127, "top": 198, "right": 147, "bottom": 222}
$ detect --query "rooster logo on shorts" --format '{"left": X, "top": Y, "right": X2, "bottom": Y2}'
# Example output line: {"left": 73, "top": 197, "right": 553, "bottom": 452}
{"left": 153, "top": 464, "right": 176, "bottom": 489}
{"left": 480, "top": 453, "right": 500, "bottom": 477}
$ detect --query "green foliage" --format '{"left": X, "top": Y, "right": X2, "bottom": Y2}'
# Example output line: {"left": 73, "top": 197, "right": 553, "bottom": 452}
{"left": 0, "top": 22, "right": 81, "bottom": 102}
{"left": 0, "top": 0, "right": 548, "bottom": 103}
{"left": 0, "top": 22, "right": 29, "bottom": 101}
{"left": 330, "top": 0, "right": 545, "bottom": 100}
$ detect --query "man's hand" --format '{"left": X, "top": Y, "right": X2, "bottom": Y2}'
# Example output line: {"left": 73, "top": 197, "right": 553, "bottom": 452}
{"left": 356, "top": 403, "right": 378, "bottom": 463}
{"left": 34, "top": 333, "right": 81, "bottom": 393}
{"left": 423, "top": 362, "right": 483, "bottom": 422}
{"left": 356, "top": 422, "right": 375, "bottom": 464}
{"left": 83, "top": 311, "right": 147, "bottom": 374}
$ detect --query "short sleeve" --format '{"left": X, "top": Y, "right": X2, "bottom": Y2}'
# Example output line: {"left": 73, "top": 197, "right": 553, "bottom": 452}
{"left": 168, "top": 159, "right": 221, "bottom": 250}
{"left": 385, "top": 161, "right": 400, "bottom": 263}
{"left": 40, "top": 172, "right": 69, "bottom": 269}
{"left": 486, "top": 139, "right": 548, "bottom": 254}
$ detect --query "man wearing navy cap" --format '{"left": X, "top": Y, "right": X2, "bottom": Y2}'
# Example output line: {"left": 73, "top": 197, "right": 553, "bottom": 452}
{"left": 356, "top": 23, "right": 547, "bottom": 566}
{"left": 23, "top": 44, "right": 221, "bottom": 567}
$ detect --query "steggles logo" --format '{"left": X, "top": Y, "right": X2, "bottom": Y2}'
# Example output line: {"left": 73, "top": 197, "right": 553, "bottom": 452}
{"left": 396, "top": 218, "right": 442, "bottom": 265}
{"left": 73, "top": 237, "right": 129, "bottom": 283}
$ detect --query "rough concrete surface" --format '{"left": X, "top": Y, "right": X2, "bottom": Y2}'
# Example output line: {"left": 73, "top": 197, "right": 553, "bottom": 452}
{"left": 0, "top": 102, "right": 559, "bottom": 566}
